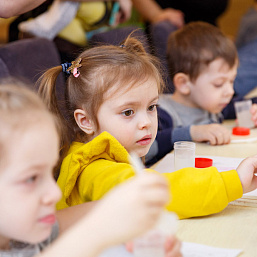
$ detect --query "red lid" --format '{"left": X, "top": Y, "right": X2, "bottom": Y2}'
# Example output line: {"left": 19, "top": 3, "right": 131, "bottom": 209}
{"left": 195, "top": 157, "right": 213, "bottom": 168}
{"left": 232, "top": 127, "right": 250, "bottom": 136}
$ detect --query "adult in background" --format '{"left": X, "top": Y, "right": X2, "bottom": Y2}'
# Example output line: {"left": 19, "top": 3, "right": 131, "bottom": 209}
{"left": 132, "top": 0, "right": 229, "bottom": 29}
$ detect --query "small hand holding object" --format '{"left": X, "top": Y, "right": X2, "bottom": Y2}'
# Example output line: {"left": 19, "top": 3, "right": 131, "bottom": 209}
{"left": 236, "top": 155, "right": 257, "bottom": 194}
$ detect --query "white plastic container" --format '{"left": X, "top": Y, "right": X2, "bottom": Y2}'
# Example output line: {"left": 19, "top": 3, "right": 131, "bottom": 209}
{"left": 234, "top": 100, "right": 254, "bottom": 128}
{"left": 174, "top": 141, "right": 195, "bottom": 171}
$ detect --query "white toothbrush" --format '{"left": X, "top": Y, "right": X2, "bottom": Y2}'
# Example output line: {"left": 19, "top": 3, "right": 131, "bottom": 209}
{"left": 129, "top": 152, "right": 145, "bottom": 175}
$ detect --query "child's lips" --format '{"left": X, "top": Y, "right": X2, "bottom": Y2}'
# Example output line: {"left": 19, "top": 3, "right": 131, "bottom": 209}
{"left": 137, "top": 135, "right": 152, "bottom": 146}
{"left": 39, "top": 214, "right": 56, "bottom": 224}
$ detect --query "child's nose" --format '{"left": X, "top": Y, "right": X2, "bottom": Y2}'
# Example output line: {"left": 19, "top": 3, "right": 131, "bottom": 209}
{"left": 225, "top": 84, "right": 234, "bottom": 97}
{"left": 138, "top": 114, "right": 151, "bottom": 129}
{"left": 42, "top": 179, "right": 62, "bottom": 205}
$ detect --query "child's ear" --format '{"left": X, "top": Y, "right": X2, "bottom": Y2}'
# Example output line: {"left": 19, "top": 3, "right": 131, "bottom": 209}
{"left": 74, "top": 109, "right": 96, "bottom": 135}
{"left": 173, "top": 73, "right": 191, "bottom": 95}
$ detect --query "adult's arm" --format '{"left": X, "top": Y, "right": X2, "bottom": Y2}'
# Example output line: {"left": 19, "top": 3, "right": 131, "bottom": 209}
{"left": 132, "top": 0, "right": 163, "bottom": 23}
{"left": 0, "top": 0, "right": 46, "bottom": 18}
{"left": 132, "top": 0, "right": 184, "bottom": 27}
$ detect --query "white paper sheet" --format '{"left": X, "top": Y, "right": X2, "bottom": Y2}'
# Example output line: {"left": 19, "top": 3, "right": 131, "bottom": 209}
{"left": 231, "top": 136, "right": 257, "bottom": 143}
{"left": 181, "top": 242, "right": 242, "bottom": 257}
{"left": 99, "top": 242, "right": 242, "bottom": 257}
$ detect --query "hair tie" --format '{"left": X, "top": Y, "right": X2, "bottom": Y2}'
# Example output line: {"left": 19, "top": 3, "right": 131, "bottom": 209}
{"left": 67, "top": 58, "right": 82, "bottom": 78}
{"left": 61, "top": 58, "right": 82, "bottom": 77}
{"left": 61, "top": 62, "right": 72, "bottom": 75}
{"left": 120, "top": 44, "right": 126, "bottom": 48}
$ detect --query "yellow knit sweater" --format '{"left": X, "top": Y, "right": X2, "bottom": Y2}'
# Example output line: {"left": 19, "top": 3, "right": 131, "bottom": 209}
{"left": 57, "top": 132, "right": 243, "bottom": 219}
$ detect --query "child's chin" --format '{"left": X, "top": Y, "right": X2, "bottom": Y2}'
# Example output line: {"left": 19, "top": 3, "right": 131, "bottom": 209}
{"left": 135, "top": 148, "right": 150, "bottom": 158}
{"left": 26, "top": 229, "right": 52, "bottom": 244}
{"left": 209, "top": 108, "right": 221, "bottom": 114}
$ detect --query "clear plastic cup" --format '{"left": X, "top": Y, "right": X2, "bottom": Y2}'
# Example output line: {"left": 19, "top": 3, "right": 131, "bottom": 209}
{"left": 133, "top": 211, "right": 177, "bottom": 257}
{"left": 133, "top": 230, "right": 166, "bottom": 257}
{"left": 174, "top": 141, "right": 195, "bottom": 170}
{"left": 234, "top": 100, "right": 254, "bottom": 128}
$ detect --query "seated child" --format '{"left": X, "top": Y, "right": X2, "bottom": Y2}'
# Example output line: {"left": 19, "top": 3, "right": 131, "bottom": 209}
{"left": 38, "top": 33, "right": 257, "bottom": 219}
{"left": 18, "top": 0, "right": 131, "bottom": 46}
{"left": 146, "top": 21, "right": 257, "bottom": 165}
{"left": 0, "top": 82, "right": 181, "bottom": 256}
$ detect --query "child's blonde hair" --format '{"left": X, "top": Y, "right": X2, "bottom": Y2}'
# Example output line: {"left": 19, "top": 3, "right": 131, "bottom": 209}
{"left": 0, "top": 80, "right": 56, "bottom": 167}
{"left": 38, "top": 34, "right": 164, "bottom": 165}
{"left": 167, "top": 21, "right": 238, "bottom": 82}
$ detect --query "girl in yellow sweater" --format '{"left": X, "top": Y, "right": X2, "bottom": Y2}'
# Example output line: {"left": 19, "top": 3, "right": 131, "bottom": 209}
{"left": 38, "top": 33, "right": 257, "bottom": 219}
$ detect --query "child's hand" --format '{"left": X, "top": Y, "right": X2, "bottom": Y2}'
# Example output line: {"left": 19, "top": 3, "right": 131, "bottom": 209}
{"left": 126, "top": 235, "right": 182, "bottom": 257}
{"left": 190, "top": 124, "right": 231, "bottom": 145}
{"left": 236, "top": 155, "right": 257, "bottom": 193}
{"left": 250, "top": 103, "right": 257, "bottom": 126}
{"left": 87, "top": 172, "right": 169, "bottom": 248}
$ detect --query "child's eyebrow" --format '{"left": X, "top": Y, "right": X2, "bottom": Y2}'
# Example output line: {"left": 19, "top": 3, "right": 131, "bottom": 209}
{"left": 121, "top": 96, "right": 159, "bottom": 106}
{"left": 18, "top": 164, "right": 48, "bottom": 176}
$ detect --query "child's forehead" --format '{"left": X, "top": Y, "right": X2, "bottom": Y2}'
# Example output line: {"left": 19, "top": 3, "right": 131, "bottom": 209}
{"left": 1, "top": 117, "right": 58, "bottom": 175}
{"left": 105, "top": 76, "right": 159, "bottom": 98}
{"left": 198, "top": 58, "right": 238, "bottom": 76}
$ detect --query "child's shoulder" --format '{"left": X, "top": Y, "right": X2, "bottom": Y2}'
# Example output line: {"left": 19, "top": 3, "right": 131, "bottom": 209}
{"left": 67, "top": 132, "right": 128, "bottom": 161}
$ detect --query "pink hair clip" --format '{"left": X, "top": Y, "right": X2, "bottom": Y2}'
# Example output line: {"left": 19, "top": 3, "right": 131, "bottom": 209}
{"left": 67, "top": 58, "right": 82, "bottom": 78}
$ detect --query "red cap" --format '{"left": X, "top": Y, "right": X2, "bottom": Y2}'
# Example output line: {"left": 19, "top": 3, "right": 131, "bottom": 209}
{"left": 195, "top": 157, "right": 213, "bottom": 168}
{"left": 232, "top": 127, "right": 250, "bottom": 136}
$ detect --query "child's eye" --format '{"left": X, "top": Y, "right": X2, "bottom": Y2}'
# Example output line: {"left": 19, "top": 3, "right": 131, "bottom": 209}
{"left": 121, "top": 109, "right": 134, "bottom": 117}
{"left": 213, "top": 84, "right": 223, "bottom": 88}
{"left": 148, "top": 104, "right": 158, "bottom": 112}
{"left": 25, "top": 175, "right": 38, "bottom": 184}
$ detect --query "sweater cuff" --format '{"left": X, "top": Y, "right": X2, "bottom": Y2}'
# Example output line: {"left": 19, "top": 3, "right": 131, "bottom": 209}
{"left": 220, "top": 170, "right": 243, "bottom": 202}
{"left": 172, "top": 126, "right": 191, "bottom": 143}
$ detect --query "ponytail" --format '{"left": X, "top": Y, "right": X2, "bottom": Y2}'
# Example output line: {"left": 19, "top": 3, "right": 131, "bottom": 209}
{"left": 38, "top": 66, "right": 70, "bottom": 178}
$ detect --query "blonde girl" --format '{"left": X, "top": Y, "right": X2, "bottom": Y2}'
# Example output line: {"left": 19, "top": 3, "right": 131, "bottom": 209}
{"left": 0, "top": 82, "right": 181, "bottom": 257}
{"left": 38, "top": 35, "right": 257, "bottom": 219}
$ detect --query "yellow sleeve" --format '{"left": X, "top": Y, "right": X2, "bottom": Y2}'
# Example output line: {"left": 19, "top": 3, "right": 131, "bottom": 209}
{"left": 78, "top": 159, "right": 135, "bottom": 201}
{"left": 160, "top": 167, "right": 243, "bottom": 219}
{"left": 77, "top": 161, "right": 243, "bottom": 219}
